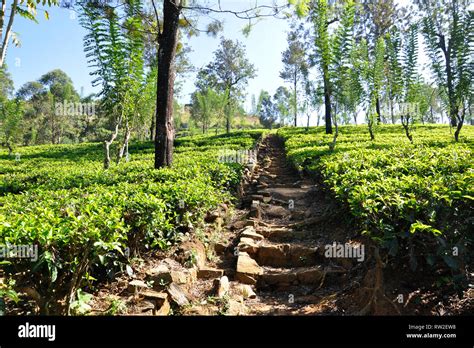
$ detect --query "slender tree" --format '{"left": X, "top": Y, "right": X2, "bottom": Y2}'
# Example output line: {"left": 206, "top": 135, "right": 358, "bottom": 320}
{"left": 195, "top": 37, "right": 256, "bottom": 134}
{"left": 1, "top": 0, "right": 58, "bottom": 67}
{"left": 280, "top": 24, "right": 309, "bottom": 127}
{"left": 416, "top": 0, "right": 473, "bottom": 141}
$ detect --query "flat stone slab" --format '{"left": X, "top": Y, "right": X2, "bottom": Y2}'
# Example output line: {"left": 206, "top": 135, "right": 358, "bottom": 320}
{"left": 236, "top": 252, "right": 263, "bottom": 276}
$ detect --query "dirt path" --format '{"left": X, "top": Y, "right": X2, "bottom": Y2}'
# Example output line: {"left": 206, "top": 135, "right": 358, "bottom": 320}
{"left": 88, "top": 134, "right": 364, "bottom": 316}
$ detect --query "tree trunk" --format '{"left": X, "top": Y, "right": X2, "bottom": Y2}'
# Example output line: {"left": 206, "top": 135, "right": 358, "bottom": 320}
{"left": 293, "top": 73, "right": 297, "bottom": 127}
{"left": 323, "top": 77, "right": 332, "bottom": 134}
{"left": 117, "top": 121, "right": 131, "bottom": 164}
{"left": 440, "top": 35, "right": 457, "bottom": 128}
{"left": 154, "top": 0, "right": 181, "bottom": 169}
{"left": 390, "top": 99, "right": 395, "bottom": 124}
{"left": 401, "top": 115, "right": 413, "bottom": 143}
{"left": 0, "top": 0, "right": 17, "bottom": 68}
{"left": 225, "top": 95, "right": 231, "bottom": 134}
{"left": 329, "top": 106, "right": 338, "bottom": 151}
{"left": 375, "top": 97, "right": 381, "bottom": 124}
{"left": 149, "top": 113, "right": 155, "bottom": 141}
{"left": 104, "top": 117, "right": 121, "bottom": 169}
{"left": 454, "top": 103, "right": 465, "bottom": 142}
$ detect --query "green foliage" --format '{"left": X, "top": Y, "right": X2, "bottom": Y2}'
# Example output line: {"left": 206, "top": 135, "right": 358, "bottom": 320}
{"left": 191, "top": 88, "right": 227, "bottom": 133}
{"left": 70, "top": 289, "right": 93, "bottom": 315}
{"left": 0, "top": 130, "right": 262, "bottom": 313}
{"left": 0, "top": 97, "right": 24, "bottom": 152}
{"left": 279, "top": 125, "right": 474, "bottom": 270}
{"left": 418, "top": 0, "right": 473, "bottom": 137}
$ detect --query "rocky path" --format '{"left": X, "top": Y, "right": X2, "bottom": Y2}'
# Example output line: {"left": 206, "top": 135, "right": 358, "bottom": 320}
{"left": 90, "top": 134, "right": 360, "bottom": 316}
{"left": 215, "top": 134, "right": 356, "bottom": 315}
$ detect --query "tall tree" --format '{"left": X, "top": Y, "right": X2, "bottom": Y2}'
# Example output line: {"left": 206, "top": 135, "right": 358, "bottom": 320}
{"left": 400, "top": 24, "right": 419, "bottom": 142}
{"left": 0, "top": 95, "right": 23, "bottom": 153}
{"left": 384, "top": 27, "right": 404, "bottom": 124}
{"left": 1, "top": 0, "right": 58, "bottom": 67}
{"left": 416, "top": 0, "right": 473, "bottom": 141}
{"left": 191, "top": 88, "right": 227, "bottom": 133}
{"left": 145, "top": 0, "right": 298, "bottom": 168}
{"left": 80, "top": 0, "right": 145, "bottom": 168}
{"left": 310, "top": 0, "right": 355, "bottom": 134}
{"left": 257, "top": 90, "right": 277, "bottom": 128}
{"left": 39, "top": 69, "right": 79, "bottom": 144}
{"left": 195, "top": 37, "right": 256, "bottom": 134}
{"left": 280, "top": 24, "right": 309, "bottom": 127}
{"left": 273, "top": 86, "right": 292, "bottom": 126}
{"left": 355, "top": 0, "right": 403, "bottom": 123}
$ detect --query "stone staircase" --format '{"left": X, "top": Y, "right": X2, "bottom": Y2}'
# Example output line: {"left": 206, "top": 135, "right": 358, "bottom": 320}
{"left": 232, "top": 135, "right": 349, "bottom": 312}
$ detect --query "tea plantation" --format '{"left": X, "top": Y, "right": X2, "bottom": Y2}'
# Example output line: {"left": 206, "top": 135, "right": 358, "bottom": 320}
{"left": 279, "top": 124, "right": 474, "bottom": 271}
{"left": 0, "top": 131, "right": 263, "bottom": 312}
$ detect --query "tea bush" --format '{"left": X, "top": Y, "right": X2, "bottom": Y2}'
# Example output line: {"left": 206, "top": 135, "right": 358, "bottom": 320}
{"left": 279, "top": 125, "right": 473, "bottom": 272}
{"left": 0, "top": 131, "right": 263, "bottom": 313}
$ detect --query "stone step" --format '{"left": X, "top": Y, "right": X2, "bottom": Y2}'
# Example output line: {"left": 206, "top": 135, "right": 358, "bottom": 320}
{"left": 256, "top": 242, "right": 322, "bottom": 267}
{"left": 257, "top": 266, "right": 324, "bottom": 288}
{"left": 259, "top": 227, "right": 319, "bottom": 242}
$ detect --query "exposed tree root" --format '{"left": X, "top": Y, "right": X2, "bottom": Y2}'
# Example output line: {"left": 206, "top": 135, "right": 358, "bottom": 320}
{"left": 357, "top": 247, "right": 400, "bottom": 315}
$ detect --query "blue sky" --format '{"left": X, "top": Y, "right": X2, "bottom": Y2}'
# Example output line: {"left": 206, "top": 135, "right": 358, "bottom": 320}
{"left": 4, "top": 1, "right": 290, "bottom": 110}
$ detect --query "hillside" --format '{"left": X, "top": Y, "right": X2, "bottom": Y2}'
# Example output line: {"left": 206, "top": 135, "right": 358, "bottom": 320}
{"left": 1, "top": 125, "right": 472, "bottom": 316}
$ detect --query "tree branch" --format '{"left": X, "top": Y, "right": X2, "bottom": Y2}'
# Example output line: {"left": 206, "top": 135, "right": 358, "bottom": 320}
{"left": 0, "top": 0, "right": 17, "bottom": 68}
{"left": 181, "top": 3, "right": 289, "bottom": 20}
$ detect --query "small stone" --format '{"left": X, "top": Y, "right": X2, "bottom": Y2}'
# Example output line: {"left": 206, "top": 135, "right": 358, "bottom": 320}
{"left": 170, "top": 270, "right": 188, "bottom": 284}
{"left": 241, "top": 228, "right": 264, "bottom": 241}
{"left": 214, "top": 242, "right": 227, "bottom": 254}
{"left": 264, "top": 205, "right": 289, "bottom": 218}
{"left": 127, "top": 280, "right": 149, "bottom": 293}
{"left": 245, "top": 219, "right": 257, "bottom": 227}
{"left": 261, "top": 271, "right": 298, "bottom": 285}
{"left": 257, "top": 244, "right": 288, "bottom": 266}
{"left": 238, "top": 237, "right": 259, "bottom": 255}
{"left": 235, "top": 273, "right": 257, "bottom": 285}
{"left": 250, "top": 204, "right": 261, "bottom": 219}
{"left": 231, "top": 220, "right": 247, "bottom": 230}
{"left": 251, "top": 195, "right": 264, "bottom": 201}
{"left": 139, "top": 300, "right": 156, "bottom": 313}
{"left": 239, "top": 284, "right": 257, "bottom": 299}
{"left": 187, "top": 268, "right": 198, "bottom": 283}
{"left": 177, "top": 241, "right": 207, "bottom": 268}
{"left": 214, "top": 276, "right": 229, "bottom": 298}
{"left": 167, "top": 283, "right": 190, "bottom": 307}
{"left": 197, "top": 267, "right": 224, "bottom": 279}
{"left": 297, "top": 267, "right": 324, "bottom": 284}
{"left": 205, "top": 211, "right": 220, "bottom": 223}
{"left": 146, "top": 264, "right": 172, "bottom": 285}
{"left": 141, "top": 290, "right": 168, "bottom": 304}
{"left": 155, "top": 297, "right": 171, "bottom": 316}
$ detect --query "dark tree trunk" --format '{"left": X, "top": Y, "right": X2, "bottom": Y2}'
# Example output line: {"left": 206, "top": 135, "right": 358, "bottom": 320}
{"left": 323, "top": 77, "right": 332, "bottom": 134}
{"left": 150, "top": 113, "right": 155, "bottom": 141}
{"left": 375, "top": 97, "right": 382, "bottom": 124}
{"left": 454, "top": 104, "right": 465, "bottom": 142}
{"left": 154, "top": 0, "right": 181, "bottom": 169}
{"left": 439, "top": 35, "right": 458, "bottom": 128}
{"left": 294, "top": 73, "right": 297, "bottom": 127}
